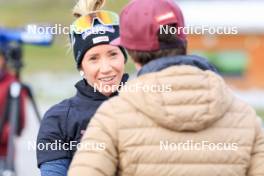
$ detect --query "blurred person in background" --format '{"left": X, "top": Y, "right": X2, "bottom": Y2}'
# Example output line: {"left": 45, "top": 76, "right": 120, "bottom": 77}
{"left": 0, "top": 49, "right": 6, "bottom": 79}
{"left": 0, "top": 46, "right": 26, "bottom": 173}
{"left": 0, "top": 47, "right": 7, "bottom": 173}
{"left": 68, "top": 0, "right": 264, "bottom": 175}
{"left": 36, "top": 0, "right": 128, "bottom": 175}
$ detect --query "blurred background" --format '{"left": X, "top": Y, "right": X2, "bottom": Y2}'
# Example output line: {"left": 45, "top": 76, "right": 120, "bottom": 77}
{"left": 0, "top": 0, "right": 263, "bottom": 175}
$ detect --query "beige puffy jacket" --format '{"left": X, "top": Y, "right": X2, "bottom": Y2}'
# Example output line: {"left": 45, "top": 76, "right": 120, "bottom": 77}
{"left": 68, "top": 65, "right": 264, "bottom": 176}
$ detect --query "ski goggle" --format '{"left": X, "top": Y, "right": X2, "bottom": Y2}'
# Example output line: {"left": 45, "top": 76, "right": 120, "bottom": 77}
{"left": 70, "top": 10, "right": 119, "bottom": 35}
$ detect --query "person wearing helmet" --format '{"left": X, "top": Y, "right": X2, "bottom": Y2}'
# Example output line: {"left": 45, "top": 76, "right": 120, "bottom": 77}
{"left": 68, "top": 0, "right": 264, "bottom": 176}
{"left": 36, "top": 0, "right": 128, "bottom": 175}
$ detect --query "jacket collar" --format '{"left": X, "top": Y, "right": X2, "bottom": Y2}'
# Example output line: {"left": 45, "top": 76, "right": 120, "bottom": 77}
{"left": 75, "top": 73, "right": 129, "bottom": 101}
{"left": 137, "top": 55, "right": 218, "bottom": 76}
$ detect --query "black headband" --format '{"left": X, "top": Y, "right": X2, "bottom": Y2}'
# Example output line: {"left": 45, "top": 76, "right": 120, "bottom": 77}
{"left": 70, "top": 24, "right": 127, "bottom": 68}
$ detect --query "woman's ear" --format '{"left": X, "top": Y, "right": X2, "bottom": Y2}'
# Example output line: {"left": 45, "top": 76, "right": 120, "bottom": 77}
{"left": 79, "top": 70, "right": 85, "bottom": 77}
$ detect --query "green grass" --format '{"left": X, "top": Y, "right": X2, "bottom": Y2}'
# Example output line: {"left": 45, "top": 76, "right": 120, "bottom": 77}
{"left": 23, "top": 39, "right": 75, "bottom": 74}
{"left": 0, "top": 0, "right": 75, "bottom": 26}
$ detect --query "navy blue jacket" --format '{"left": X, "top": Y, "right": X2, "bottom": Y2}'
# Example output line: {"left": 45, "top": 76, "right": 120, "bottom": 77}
{"left": 36, "top": 74, "right": 128, "bottom": 167}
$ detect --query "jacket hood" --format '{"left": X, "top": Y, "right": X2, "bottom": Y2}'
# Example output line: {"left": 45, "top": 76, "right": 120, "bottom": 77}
{"left": 120, "top": 56, "right": 233, "bottom": 132}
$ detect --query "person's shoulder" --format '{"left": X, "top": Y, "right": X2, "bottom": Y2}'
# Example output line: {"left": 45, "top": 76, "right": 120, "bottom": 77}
{"left": 96, "top": 95, "right": 134, "bottom": 118}
{"left": 44, "top": 97, "right": 74, "bottom": 119}
{"left": 224, "top": 96, "right": 259, "bottom": 128}
{"left": 38, "top": 98, "right": 74, "bottom": 140}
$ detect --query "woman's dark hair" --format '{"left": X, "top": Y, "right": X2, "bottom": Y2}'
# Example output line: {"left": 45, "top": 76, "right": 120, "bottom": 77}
{"left": 127, "top": 24, "right": 187, "bottom": 65}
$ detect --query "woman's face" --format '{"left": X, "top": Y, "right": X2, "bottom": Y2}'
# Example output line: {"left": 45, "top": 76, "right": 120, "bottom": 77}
{"left": 81, "top": 44, "right": 125, "bottom": 96}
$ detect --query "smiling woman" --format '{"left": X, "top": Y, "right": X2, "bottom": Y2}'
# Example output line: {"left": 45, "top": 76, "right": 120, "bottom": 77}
{"left": 81, "top": 44, "right": 125, "bottom": 96}
{"left": 36, "top": 0, "right": 128, "bottom": 176}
